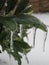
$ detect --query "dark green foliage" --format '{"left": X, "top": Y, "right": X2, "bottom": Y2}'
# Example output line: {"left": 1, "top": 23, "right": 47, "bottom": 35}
{"left": 0, "top": 23, "right": 3, "bottom": 33}
{"left": 0, "top": 26, "right": 31, "bottom": 65}
{"left": 0, "top": 0, "right": 6, "bottom": 10}
{"left": 6, "top": 0, "right": 18, "bottom": 14}
{"left": 0, "top": 14, "right": 47, "bottom": 32}
{"left": 15, "top": 0, "right": 29, "bottom": 14}
{"left": 22, "top": 5, "right": 32, "bottom": 13}
{"left": 10, "top": 52, "right": 22, "bottom": 65}
{"left": 13, "top": 40, "right": 32, "bottom": 53}
{"left": 0, "top": 27, "right": 8, "bottom": 41}
{"left": 16, "top": 14, "right": 47, "bottom": 32}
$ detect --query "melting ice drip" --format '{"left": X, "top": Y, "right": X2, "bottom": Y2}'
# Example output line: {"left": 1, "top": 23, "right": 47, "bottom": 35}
{"left": 33, "top": 27, "right": 37, "bottom": 48}
{"left": 33, "top": 27, "right": 48, "bottom": 51}
{"left": 25, "top": 55, "right": 29, "bottom": 64}
{"left": 10, "top": 31, "right": 14, "bottom": 52}
{"left": 20, "top": 24, "right": 29, "bottom": 63}
{"left": 9, "top": 31, "right": 14, "bottom": 65}
{"left": 43, "top": 32, "right": 48, "bottom": 52}
{"left": 20, "top": 24, "right": 23, "bottom": 39}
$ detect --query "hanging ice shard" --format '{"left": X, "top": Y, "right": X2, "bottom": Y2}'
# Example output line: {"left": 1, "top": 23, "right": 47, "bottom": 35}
{"left": 10, "top": 31, "right": 14, "bottom": 52}
{"left": 25, "top": 55, "right": 29, "bottom": 64}
{"left": 9, "top": 31, "right": 14, "bottom": 65}
{"left": 20, "top": 24, "right": 23, "bottom": 39}
{"left": 33, "top": 28, "right": 37, "bottom": 48}
{"left": 43, "top": 32, "right": 48, "bottom": 52}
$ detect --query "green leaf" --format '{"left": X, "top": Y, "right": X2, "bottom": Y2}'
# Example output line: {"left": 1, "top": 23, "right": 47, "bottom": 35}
{"left": 0, "top": 16, "right": 17, "bottom": 30}
{"left": 10, "top": 52, "right": 22, "bottom": 65}
{"left": 15, "top": 14, "right": 47, "bottom": 32}
{"left": 0, "top": 14, "right": 47, "bottom": 32}
{"left": 3, "top": 20, "right": 16, "bottom": 31}
{"left": 13, "top": 39, "right": 32, "bottom": 53}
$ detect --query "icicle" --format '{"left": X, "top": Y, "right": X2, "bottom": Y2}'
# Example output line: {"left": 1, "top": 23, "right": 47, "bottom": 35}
{"left": 10, "top": 31, "right": 14, "bottom": 52}
{"left": 9, "top": 31, "right": 14, "bottom": 65}
{"left": 23, "top": 49, "right": 29, "bottom": 64}
{"left": 20, "top": 24, "right": 23, "bottom": 39}
{"left": 33, "top": 27, "right": 37, "bottom": 48}
{"left": 43, "top": 32, "right": 48, "bottom": 52}
{"left": 5, "top": 0, "right": 7, "bottom": 7}
{"left": 25, "top": 55, "right": 29, "bottom": 64}
{"left": 16, "top": 23, "right": 19, "bottom": 33}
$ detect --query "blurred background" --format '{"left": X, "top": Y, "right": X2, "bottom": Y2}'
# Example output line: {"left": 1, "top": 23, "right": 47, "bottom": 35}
{"left": 29, "top": 0, "right": 49, "bottom": 13}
